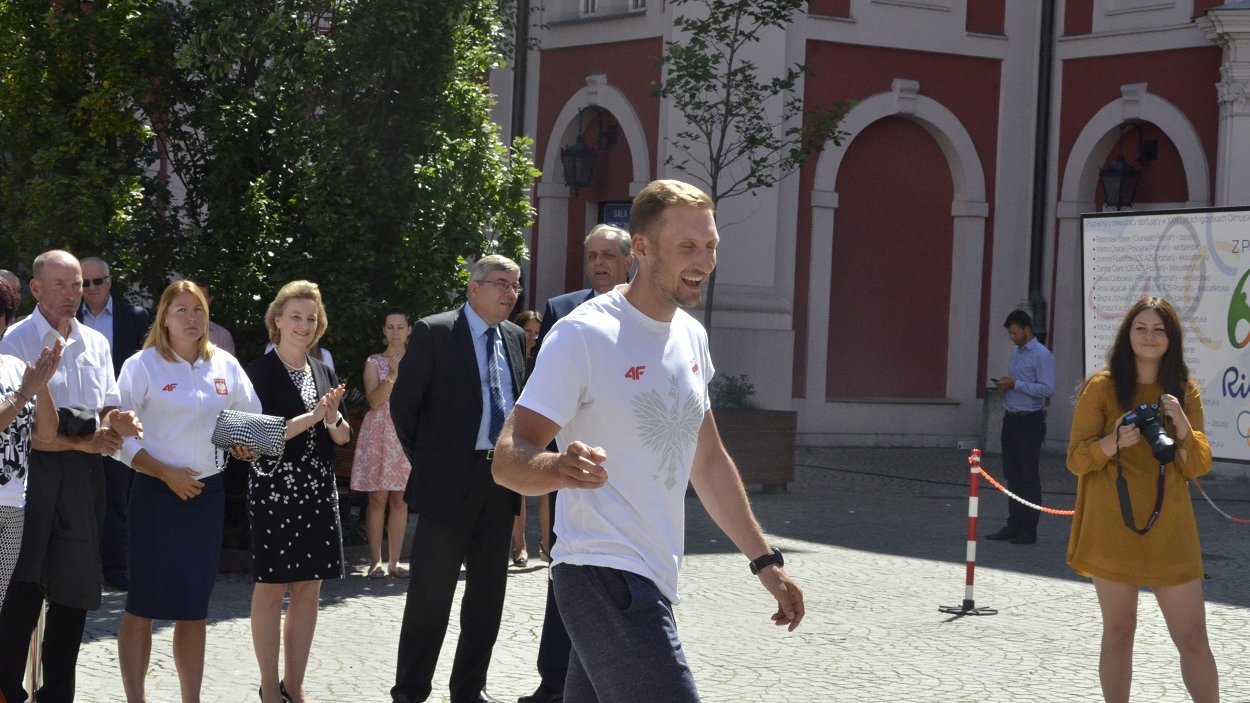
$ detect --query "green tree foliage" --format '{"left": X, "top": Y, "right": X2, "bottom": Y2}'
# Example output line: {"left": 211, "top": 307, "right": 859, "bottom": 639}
{"left": 0, "top": 0, "right": 173, "bottom": 302}
{"left": 160, "top": 0, "right": 537, "bottom": 381}
{"left": 0, "top": 0, "right": 537, "bottom": 390}
{"left": 653, "top": 0, "right": 849, "bottom": 331}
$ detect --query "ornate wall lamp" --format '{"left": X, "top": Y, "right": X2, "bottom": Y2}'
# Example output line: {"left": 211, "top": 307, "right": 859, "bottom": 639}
{"left": 1099, "top": 122, "right": 1159, "bottom": 210}
{"left": 561, "top": 106, "right": 618, "bottom": 192}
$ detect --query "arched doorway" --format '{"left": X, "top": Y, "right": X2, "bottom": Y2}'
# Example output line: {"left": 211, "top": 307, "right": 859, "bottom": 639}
{"left": 827, "top": 116, "right": 954, "bottom": 399}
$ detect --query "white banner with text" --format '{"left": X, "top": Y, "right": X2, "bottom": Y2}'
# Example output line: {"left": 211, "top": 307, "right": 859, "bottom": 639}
{"left": 1082, "top": 206, "right": 1250, "bottom": 463}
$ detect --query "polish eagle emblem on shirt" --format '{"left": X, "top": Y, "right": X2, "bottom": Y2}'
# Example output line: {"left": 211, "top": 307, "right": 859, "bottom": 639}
{"left": 631, "top": 374, "right": 704, "bottom": 490}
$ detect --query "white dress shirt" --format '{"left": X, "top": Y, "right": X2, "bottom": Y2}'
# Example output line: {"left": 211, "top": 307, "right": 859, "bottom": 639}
{"left": 463, "top": 304, "right": 516, "bottom": 450}
{"left": 79, "top": 297, "right": 115, "bottom": 350}
{"left": 0, "top": 305, "right": 120, "bottom": 411}
{"left": 117, "top": 347, "right": 261, "bottom": 479}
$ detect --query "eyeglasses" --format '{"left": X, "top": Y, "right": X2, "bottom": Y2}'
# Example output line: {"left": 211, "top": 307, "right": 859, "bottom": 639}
{"left": 476, "top": 278, "right": 522, "bottom": 295}
{"left": 82, "top": 276, "right": 110, "bottom": 288}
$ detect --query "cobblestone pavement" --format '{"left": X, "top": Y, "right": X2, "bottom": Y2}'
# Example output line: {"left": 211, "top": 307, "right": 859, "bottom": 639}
{"left": 60, "top": 447, "right": 1250, "bottom": 701}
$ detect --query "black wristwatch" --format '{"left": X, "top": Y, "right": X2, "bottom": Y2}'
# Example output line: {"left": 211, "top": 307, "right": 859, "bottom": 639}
{"left": 749, "top": 547, "right": 784, "bottom": 575}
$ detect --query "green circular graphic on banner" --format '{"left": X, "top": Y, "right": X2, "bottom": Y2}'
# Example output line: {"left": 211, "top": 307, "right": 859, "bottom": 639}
{"left": 1229, "top": 269, "right": 1250, "bottom": 348}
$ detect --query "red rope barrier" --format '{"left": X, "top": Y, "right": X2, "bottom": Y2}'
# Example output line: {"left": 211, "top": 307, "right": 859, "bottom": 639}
{"left": 1191, "top": 478, "right": 1250, "bottom": 525}
{"left": 976, "top": 461, "right": 1075, "bottom": 517}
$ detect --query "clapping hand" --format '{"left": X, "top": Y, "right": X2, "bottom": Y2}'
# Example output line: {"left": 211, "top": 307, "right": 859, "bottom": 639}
{"left": 19, "top": 340, "right": 63, "bottom": 399}
{"left": 318, "top": 384, "right": 347, "bottom": 423}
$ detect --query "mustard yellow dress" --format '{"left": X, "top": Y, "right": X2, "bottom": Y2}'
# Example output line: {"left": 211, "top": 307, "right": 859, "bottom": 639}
{"left": 1066, "top": 373, "right": 1211, "bottom": 586}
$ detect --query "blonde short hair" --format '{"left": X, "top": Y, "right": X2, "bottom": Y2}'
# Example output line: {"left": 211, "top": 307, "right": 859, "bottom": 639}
{"left": 629, "top": 180, "right": 714, "bottom": 243}
{"left": 146, "top": 280, "right": 214, "bottom": 363}
{"left": 265, "top": 280, "right": 328, "bottom": 347}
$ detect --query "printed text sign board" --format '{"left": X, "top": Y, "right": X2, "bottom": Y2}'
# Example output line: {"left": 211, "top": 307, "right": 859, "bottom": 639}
{"left": 1082, "top": 207, "right": 1250, "bottom": 462}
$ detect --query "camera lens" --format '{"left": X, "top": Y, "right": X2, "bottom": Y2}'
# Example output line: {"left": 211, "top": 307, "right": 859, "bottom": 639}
{"left": 1132, "top": 403, "right": 1176, "bottom": 464}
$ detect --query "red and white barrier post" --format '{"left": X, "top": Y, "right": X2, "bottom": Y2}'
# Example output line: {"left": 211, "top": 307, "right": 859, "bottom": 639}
{"left": 939, "top": 449, "right": 997, "bottom": 616}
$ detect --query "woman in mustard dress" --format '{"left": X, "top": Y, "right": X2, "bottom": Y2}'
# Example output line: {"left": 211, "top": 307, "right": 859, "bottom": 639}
{"left": 1067, "top": 296, "right": 1218, "bottom": 703}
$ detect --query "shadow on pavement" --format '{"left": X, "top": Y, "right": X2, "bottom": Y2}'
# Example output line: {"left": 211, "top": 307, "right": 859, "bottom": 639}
{"left": 683, "top": 446, "right": 1250, "bottom": 610}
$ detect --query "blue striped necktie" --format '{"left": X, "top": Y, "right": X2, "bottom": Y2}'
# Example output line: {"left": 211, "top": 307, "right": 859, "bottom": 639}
{"left": 486, "top": 326, "right": 506, "bottom": 445}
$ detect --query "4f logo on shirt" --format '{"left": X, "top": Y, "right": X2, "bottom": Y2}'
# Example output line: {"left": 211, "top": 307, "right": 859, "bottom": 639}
{"left": 690, "top": 358, "right": 699, "bottom": 375}
{"left": 161, "top": 383, "right": 177, "bottom": 392}
{"left": 624, "top": 365, "right": 646, "bottom": 381}
{"left": 214, "top": 378, "right": 229, "bottom": 396}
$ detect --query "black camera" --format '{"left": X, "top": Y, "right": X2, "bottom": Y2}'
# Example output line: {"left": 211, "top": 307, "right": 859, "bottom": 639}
{"left": 1121, "top": 402, "right": 1177, "bottom": 464}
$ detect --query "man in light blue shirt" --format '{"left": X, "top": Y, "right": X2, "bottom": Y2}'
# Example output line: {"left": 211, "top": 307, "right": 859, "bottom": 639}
{"left": 986, "top": 309, "right": 1055, "bottom": 545}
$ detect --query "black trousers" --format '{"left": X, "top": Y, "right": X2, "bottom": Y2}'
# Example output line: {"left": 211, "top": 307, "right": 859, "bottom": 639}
{"left": 1001, "top": 410, "right": 1046, "bottom": 533}
{"left": 100, "top": 455, "right": 133, "bottom": 584}
{"left": 0, "top": 581, "right": 88, "bottom": 703}
{"left": 534, "top": 491, "right": 571, "bottom": 695}
{"left": 392, "top": 476, "right": 515, "bottom": 702}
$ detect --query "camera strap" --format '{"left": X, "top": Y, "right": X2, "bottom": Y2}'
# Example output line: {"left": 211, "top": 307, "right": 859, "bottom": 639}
{"left": 1114, "top": 427, "right": 1166, "bottom": 535}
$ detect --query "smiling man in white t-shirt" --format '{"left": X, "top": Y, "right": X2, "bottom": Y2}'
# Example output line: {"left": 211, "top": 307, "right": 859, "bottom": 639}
{"left": 493, "top": 179, "right": 804, "bottom": 703}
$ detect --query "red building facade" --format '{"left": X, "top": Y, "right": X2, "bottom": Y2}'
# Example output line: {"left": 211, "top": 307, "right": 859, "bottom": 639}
{"left": 497, "top": 0, "right": 1250, "bottom": 448}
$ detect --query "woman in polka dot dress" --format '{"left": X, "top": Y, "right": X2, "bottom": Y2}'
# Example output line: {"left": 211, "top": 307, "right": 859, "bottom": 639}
{"left": 245, "top": 281, "right": 352, "bottom": 703}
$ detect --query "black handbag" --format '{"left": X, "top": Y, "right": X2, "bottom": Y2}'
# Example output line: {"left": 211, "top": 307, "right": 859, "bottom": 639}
{"left": 210, "top": 409, "right": 287, "bottom": 457}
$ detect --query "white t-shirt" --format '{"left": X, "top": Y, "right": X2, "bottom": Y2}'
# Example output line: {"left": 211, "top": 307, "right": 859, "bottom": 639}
{"left": 518, "top": 287, "right": 714, "bottom": 604}
{"left": 0, "top": 355, "right": 36, "bottom": 508}
{"left": 118, "top": 347, "right": 262, "bottom": 479}
{"left": 0, "top": 305, "right": 120, "bottom": 411}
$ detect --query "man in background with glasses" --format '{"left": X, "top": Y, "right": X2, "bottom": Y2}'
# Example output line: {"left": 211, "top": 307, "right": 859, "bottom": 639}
{"left": 76, "top": 256, "right": 151, "bottom": 592}
{"left": 390, "top": 254, "right": 527, "bottom": 703}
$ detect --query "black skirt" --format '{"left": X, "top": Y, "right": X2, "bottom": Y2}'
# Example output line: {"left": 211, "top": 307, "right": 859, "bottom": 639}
{"left": 126, "top": 472, "right": 224, "bottom": 621}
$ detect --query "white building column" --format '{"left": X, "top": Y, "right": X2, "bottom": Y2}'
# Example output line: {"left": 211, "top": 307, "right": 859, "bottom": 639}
{"left": 1200, "top": 6, "right": 1250, "bottom": 207}
{"left": 534, "top": 179, "right": 570, "bottom": 306}
{"left": 802, "top": 188, "right": 838, "bottom": 406}
{"left": 947, "top": 199, "right": 989, "bottom": 412}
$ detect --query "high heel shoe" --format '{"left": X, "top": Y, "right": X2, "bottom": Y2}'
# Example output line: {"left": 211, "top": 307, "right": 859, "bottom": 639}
{"left": 258, "top": 683, "right": 293, "bottom": 703}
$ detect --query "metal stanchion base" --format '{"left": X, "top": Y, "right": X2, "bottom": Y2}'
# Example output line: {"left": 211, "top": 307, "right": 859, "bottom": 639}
{"left": 938, "top": 600, "right": 998, "bottom": 616}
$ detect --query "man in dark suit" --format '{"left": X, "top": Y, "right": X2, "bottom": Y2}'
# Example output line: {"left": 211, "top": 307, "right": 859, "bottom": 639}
{"left": 534, "top": 224, "right": 633, "bottom": 357}
{"left": 76, "top": 257, "right": 151, "bottom": 591}
{"left": 390, "top": 254, "right": 527, "bottom": 703}
{"left": 519, "top": 224, "right": 631, "bottom": 703}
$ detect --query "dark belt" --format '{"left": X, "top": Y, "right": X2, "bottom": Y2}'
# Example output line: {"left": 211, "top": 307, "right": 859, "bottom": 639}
{"left": 474, "top": 449, "right": 495, "bottom": 462}
{"left": 1005, "top": 409, "right": 1044, "bottom": 417}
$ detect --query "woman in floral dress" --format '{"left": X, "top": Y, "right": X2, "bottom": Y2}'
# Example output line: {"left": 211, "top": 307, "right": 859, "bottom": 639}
{"left": 350, "top": 308, "right": 413, "bottom": 579}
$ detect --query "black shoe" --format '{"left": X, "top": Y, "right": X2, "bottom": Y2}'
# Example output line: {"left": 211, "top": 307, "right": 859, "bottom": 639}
{"left": 453, "top": 692, "right": 503, "bottom": 703}
{"left": 1011, "top": 531, "right": 1037, "bottom": 545}
{"left": 258, "top": 682, "right": 292, "bottom": 702}
{"left": 518, "top": 690, "right": 564, "bottom": 703}
{"left": 984, "top": 526, "right": 1020, "bottom": 541}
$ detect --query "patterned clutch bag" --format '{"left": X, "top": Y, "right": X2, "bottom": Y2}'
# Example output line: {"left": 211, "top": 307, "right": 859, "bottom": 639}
{"left": 211, "top": 409, "right": 287, "bottom": 456}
